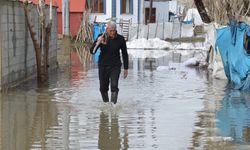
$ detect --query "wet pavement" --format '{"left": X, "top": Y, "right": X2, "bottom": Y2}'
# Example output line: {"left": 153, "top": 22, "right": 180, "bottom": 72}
{"left": 1, "top": 49, "right": 250, "bottom": 150}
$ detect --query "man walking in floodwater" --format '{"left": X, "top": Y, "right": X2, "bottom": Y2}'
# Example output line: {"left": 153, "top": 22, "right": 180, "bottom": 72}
{"left": 90, "top": 21, "right": 129, "bottom": 104}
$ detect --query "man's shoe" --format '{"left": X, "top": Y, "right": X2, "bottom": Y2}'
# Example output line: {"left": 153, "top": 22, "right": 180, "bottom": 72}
{"left": 101, "top": 92, "right": 109, "bottom": 102}
{"left": 111, "top": 92, "right": 118, "bottom": 104}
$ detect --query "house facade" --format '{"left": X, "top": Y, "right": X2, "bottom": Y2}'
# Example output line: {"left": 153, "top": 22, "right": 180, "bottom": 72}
{"left": 88, "top": 0, "right": 144, "bottom": 24}
{"left": 88, "top": 0, "right": 179, "bottom": 24}
{"left": 144, "top": 0, "right": 181, "bottom": 23}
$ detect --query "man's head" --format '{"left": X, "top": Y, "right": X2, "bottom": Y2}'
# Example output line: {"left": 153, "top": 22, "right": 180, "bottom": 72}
{"left": 106, "top": 21, "right": 117, "bottom": 39}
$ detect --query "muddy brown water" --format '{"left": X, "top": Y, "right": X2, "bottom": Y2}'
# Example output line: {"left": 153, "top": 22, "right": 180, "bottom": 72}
{"left": 0, "top": 49, "right": 249, "bottom": 150}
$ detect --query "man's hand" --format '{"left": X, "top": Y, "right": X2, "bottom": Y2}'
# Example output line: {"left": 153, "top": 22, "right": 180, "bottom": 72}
{"left": 124, "top": 69, "right": 128, "bottom": 79}
{"left": 96, "top": 33, "right": 107, "bottom": 45}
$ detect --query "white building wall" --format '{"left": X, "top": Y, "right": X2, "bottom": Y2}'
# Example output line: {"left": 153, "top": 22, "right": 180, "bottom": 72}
{"left": 139, "top": 0, "right": 145, "bottom": 24}
{"left": 116, "top": 0, "right": 139, "bottom": 24}
{"left": 168, "top": 1, "right": 178, "bottom": 14}
{"left": 144, "top": 1, "right": 170, "bottom": 23}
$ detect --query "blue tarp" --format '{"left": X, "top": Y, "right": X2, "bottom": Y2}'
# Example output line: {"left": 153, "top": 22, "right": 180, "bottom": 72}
{"left": 182, "top": 19, "right": 193, "bottom": 24}
{"left": 247, "top": 28, "right": 250, "bottom": 36}
{"left": 215, "top": 22, "right": 250, "bottom": 90}
{"left": 93, "top": 23, "right": 106, "bottom": 63}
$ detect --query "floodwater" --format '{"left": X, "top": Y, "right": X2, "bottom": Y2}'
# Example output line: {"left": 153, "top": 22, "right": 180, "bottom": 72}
{"left": 0, "top": 49, "right": 250, "bottom": 150}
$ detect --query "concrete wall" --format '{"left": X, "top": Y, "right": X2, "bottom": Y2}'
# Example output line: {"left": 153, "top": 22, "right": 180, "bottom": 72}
{"left": 0, "top": 1, "right": 57, "bottom": 89}
{"left": 129, "top": 22, "right": 194, "bottom": 40}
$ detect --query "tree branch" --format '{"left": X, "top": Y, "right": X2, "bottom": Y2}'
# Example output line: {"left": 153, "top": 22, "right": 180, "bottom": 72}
{"left": 194, "top": 0, "right": 212, "bottom": 23}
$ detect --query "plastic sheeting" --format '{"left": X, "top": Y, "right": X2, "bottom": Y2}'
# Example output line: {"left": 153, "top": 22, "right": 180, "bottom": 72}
{"left": 205, "top": 24, "right": 227, "bottom": 79}
{"left": 216, "top": 22, "right": 250, "bottom": 90}
{"left": 183, "top": 8, "right": 203, "bottom": 26}
{"left": 93, "top": 23, "right": 106, "bottom": 63}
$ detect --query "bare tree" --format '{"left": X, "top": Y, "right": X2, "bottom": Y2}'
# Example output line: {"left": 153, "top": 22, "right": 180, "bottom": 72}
{"left": 23, "top": 0, "right": 52, "bottom": 83}
{"left": 194, "top": 0, "right": 250, "bottom": 25}
{"left": 194, "top": 0, "right": 212, "bottom": 23}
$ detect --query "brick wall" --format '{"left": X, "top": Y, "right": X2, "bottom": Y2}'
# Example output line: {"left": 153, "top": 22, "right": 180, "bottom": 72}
{"left": 0, "top": 1, "right": 57, "bottom": 89}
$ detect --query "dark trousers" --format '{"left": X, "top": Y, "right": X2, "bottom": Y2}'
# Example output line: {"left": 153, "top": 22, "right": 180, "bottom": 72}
{"left": 98, "top": 65, "right": 121, "bottom": 93}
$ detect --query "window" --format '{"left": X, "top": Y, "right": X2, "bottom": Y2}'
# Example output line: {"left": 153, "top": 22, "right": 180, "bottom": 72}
{"left": 90, "top": 0, "right": 105, "bottom": 13}
{"left": 121, "top": 0, "right": 133, "bottom": 14}
{"left": 145, "top": 8, "right": 156, "bottom": 24}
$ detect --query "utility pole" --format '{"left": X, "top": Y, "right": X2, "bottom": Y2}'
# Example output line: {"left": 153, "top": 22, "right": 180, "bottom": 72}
{"left": 62, "top": 0, "right": 70, "bottom": 36}
{"left": 60, "top": 0, "right": 71, "bottom": 67}
{"left": 141, "top": 0, "right": 145, "bottom": 24}
{"left": 149, "top": 0, "right": 153, "bottom": 23}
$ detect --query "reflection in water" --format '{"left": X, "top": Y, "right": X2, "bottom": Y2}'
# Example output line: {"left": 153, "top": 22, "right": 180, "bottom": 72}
{"left": 2, "top": 49, "right": 247, "bottom": 149}
{"left": 0, "top": 87, "right": 58, "bottom": 150}
{"left": 216, "top": 90, "right": 250, "bottom": 145}
{"left": 98, "top": 112, "right": 122, "bottom": 150}
{"left": 189, "top": 77, "right": 250, "bottom": 150}
{"left": 188, "top": 78, "right": 235, "bottom": 150}
{"left": 129, "top": 49, "right": 205, "bottom": 72}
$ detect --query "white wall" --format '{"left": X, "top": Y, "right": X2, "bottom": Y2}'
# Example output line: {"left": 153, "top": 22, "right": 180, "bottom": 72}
{"left": 139, "top": 0, "right": 145, "bottom": 24}
{"left": 168, "top": 1, "right": 178, "bottom": 14}
{"left": 144, "top": 1, "right": 170, "bottom": 23}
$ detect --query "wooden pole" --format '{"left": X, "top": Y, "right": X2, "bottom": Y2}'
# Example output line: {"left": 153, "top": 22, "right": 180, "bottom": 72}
{"left": 62, "top": 0, "right": 70, "bottom": 36}
{"left": 149, "top": 0, "right": 153, "bottom": 23}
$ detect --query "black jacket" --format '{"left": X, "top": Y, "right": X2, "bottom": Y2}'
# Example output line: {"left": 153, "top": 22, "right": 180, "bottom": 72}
{"left": 90, "top": 33, "right": 129, "bottom": 69}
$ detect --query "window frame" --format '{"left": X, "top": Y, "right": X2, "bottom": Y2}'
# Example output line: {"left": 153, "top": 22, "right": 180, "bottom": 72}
{"left": 90, "top": 0, "right": 105, "bottom": 14}
{"left": 120, "top": 0, "right": 133, "bottom": 15}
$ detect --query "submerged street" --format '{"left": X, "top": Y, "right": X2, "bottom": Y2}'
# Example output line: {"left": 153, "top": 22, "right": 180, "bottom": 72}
{"left": 0, "top": 0, "right": 249, "bottom": 149}
{"left": 1, "top": 49, "right": 250, "bottom": 150}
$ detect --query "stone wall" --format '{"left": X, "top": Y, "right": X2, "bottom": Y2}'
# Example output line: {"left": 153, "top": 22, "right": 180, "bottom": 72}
{"left": 0, "top": 1, "right": 57, "bottom": 89}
